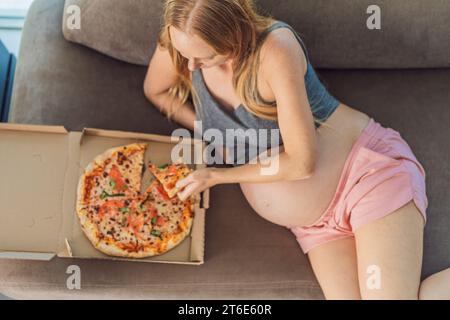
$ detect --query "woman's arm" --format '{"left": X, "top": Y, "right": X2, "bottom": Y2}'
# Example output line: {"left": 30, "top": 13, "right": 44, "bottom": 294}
{"left": 144, "top": 44, "right": 197, "bottom": 131}
{"left": 177, "top": 31, "right": 317, "bottom": 200}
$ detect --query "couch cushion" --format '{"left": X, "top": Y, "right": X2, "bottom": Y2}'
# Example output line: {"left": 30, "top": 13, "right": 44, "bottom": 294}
{"left": 10, "top": 0, "right": 177, "bottom": 135}
{"left": 62, "top": 0, "right": 450, "bottom": 68}
{"left": 63, "top": 0, "right": 164, "bottom": 67}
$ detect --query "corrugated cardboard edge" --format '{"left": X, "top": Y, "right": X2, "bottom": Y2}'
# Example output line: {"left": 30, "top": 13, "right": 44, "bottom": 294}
{"left": 64, "top": 238, "right": 73, "bottom": 257}
{"left": 56, "top": 131, "right": 83, "bottom": 258}
{"left": 80, "top": 127, "right": 206, "bottom": 145}
{"left": 202, "top": 188, "right": 210, "bottom": 210}
{"left": 189, "top": 204, "right": 205, "bottom": 264}
{"left": 60, "top": 238, "right": 203, "bottom": 265}
{"left": 189, "top": 145, "right": 208, "bottom": 264}
{"left": 58, "top": 254, "right": 203, "bottom": 265}
{"left": 0, "top": 251, "right": 55, "bottom": 261}
{"left": 0, "top": 123, "right": 67, "bottom": 134}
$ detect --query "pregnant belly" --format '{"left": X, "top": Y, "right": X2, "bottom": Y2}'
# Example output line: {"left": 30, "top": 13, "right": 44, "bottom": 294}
{"left": 239, "top": 105, "right": 371, "bottom": 228}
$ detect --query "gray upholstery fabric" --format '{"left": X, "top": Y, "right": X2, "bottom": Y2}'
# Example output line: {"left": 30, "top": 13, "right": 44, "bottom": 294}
{"left": 63, "top": 0, "right": 450, "bottom": 68}
{"left": 1, "top": 0, "right": 449, "bottom": 299}
{"left": 62, "top": 0, "right": 164, "bottom": 67}
{"left": 10, "top": 0, "right": 177, "bottom": 135}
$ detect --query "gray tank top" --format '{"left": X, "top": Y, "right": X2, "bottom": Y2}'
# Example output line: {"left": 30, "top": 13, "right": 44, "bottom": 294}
{"left": 192, "top": 21, "right": 341, "bottom": 166}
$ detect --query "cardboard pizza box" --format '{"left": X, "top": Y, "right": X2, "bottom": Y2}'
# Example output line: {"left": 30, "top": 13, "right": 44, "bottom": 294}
{"left": 0, "top": 123, "right": 209, "bottom": 265}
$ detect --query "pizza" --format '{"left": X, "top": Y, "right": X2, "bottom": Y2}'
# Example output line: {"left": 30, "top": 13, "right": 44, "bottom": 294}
{"left": 148, "top": 162, "right": 193, "bottom": 198}
{"left": 76, "top": 143, "right": 196, "bottom": 258}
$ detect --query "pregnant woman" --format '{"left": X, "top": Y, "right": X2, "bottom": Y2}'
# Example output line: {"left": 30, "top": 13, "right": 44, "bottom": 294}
{"left": 144, "top": 0, "right": 450, "bottom": 299}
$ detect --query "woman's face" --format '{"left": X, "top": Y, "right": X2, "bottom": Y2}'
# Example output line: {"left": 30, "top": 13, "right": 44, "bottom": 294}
{"left": 169, "top": 26, "right": 231, "bottom": 71}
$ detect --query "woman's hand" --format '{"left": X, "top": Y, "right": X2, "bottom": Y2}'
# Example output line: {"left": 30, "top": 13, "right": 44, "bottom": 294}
{"left": 176, "top": 168, "right": 220, "bottom": 201}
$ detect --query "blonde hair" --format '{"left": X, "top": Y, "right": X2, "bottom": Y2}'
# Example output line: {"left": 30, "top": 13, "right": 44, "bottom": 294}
{"left": 159, "top": 0, "right": 327, "bottom": 127}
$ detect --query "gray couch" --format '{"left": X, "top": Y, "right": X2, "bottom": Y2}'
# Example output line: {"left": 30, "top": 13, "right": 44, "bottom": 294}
{"left": 1, "top": 0, "right": 449, "bottom": 299}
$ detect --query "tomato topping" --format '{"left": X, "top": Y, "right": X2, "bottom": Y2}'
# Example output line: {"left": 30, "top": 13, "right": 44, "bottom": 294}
{"left": 117, "top": 242, "right": 138, "bottom": 252}
{"left": 167, "top": 165, "right": 178, "bottom": 176}
{"left": 127, "top": 214, "right": 133, "bottom": 225}
{"left": 157, "top": 216, "right": 167, "bottom": 227}
{"left": 166, "top": 182, "right": 176, "bottom": 190}
{"left": 98, "top": 200, "right": 125, "bottom": 219}
{"left": 155, "top": 184, "right": 170, "bottom": 200}
{"left": 149, "top": 207, "right": 158, "bottom": 218}
{"left": 127, "top": 213, "right": 144, "bottom": 240}
{"left": 109, "top": 165, "right": 126, "bottom": 191}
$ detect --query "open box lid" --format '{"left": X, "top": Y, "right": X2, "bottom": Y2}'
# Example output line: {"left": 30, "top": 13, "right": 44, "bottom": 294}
{"left": 0, "top": 123, "right": 69, "bottom": 260}
{"left": 0, "top": 123, "right": 208, "bottom": 264}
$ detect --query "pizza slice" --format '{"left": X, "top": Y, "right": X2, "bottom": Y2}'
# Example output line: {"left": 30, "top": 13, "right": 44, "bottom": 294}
{"left": 148, "top": 162, "right": 193, "bottom": 198}
{"left": 99, "top": 143, "right": 148, "bottom": 197}
{"left": 143, "top": 179, "right": 195, "bottom": 249}
{"left": 78, "top": 143, "right": 148, "bottom": 206}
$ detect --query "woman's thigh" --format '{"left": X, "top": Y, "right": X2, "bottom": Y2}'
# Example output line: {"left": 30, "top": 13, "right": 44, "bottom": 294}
{"left": 308, "top": 237, "right": 361, "bottom": 300}
{"left": 354, "top": 200, "right": 424, "bottom": 299}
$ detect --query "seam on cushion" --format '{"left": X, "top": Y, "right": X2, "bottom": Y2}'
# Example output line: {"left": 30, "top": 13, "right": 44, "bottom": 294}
{"left": 0, "top": 280, "right": 321, "bottom": 290}
{"left": 1, "top": 285, "right": 323, "bottom": 293}
{"left": 2, "top": 287, "right": 325, "bottom": 300}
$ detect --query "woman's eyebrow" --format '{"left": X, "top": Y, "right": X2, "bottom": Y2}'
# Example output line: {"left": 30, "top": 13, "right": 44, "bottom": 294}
{"left": 180, "top": 51, "right": 216, "bottom": 60}
{"left": 172, "top": 44, "right": 216, "bottom": 60}
{"left": 200, "top": 53, "right": 217, "bottom": 59}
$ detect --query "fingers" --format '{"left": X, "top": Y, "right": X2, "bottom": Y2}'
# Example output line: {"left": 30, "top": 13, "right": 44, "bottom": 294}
{"left": 176, "top": 169, "right": 212, "bottom": 201}
{"left": 176, "top": 173, "right": 194, "bottom": 190}
{"left": 177, "top": 182, "right": 198, "bottom": 201}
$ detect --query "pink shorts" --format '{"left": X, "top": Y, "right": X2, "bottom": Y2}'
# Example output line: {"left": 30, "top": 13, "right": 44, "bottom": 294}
{"left": 289, "top": 118, "right": 428, "bottom": 254}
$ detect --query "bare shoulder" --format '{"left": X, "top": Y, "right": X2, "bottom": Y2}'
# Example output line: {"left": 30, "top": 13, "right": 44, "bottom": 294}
{"left": 258, "top": 27, "right": 308, "bottom": 78}
{"left": 145, "top": 44, "right": 180, "bottom": 97}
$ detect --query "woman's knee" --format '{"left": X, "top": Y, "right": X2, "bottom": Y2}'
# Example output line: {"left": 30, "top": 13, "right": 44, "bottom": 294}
{"left": 419, "top": 268, "right": 450, "bottom": 300}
